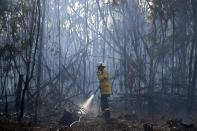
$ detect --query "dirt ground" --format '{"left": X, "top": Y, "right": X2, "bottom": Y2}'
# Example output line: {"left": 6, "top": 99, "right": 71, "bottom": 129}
{"left": 1, "top": 103, "right": 197, "bottom": 131}
{"left": 0, "top": 117, "right": 151, "bottom": 131}
{"left": 1, "top": 113, "right": 197, "bottom": 131}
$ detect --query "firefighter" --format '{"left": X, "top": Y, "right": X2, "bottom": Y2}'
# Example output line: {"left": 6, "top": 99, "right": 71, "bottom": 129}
{"left": 97, "top": 62, "right": 112, "bottom": 120}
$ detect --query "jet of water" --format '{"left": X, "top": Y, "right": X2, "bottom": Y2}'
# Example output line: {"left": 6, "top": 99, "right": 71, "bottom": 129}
{"left": 78, "top": 94, "right": 95, "bottom": 114}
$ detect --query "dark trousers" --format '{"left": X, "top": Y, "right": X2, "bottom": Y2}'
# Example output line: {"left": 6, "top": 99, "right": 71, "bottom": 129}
{"left": 101, "top": 94, "right": 110, "bottom": 120}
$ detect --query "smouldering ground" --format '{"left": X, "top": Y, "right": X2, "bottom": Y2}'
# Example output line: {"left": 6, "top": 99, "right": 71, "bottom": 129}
{"left": 1, "top": 111, "right": 197, "bottom": 131}
{"left": 0, "top": 115, "right": 170, "bottom": 131}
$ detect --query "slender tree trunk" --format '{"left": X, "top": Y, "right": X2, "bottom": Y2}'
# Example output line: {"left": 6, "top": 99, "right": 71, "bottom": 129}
{"left": 188, "top": 0, "right": 197, "bottom": 113}
{"left": 19, "top": 0, "right": 41, "bottom": 120}
{"left": 4, "top": 71, "right": 9, "bottom": 118}
{"left": 57, "top": 0, "right": 62, "bottom": 91}
{"left": 171, "top": 7, "right": 175, "bottom": 95}
{"left": 15, "top": 74, "right": 23, "bottom": 113}
{"left": 34, "top": 0, "right": 46, "bottom": 122}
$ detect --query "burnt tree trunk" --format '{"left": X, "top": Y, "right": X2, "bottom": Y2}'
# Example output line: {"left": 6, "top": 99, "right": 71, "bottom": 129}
{"left": 188, "top": 0, "right": 197, "bottom": 113}
{"left": 15, "top": 74, "right": 23, "bottom": 113}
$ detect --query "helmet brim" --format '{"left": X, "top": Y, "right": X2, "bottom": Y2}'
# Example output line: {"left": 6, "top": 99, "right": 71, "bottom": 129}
{"left": 97, "top": 65, "right": 106, "bottom": 68}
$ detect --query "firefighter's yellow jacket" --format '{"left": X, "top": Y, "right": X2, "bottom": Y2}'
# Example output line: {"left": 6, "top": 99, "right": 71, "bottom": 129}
{"left": 97, "top": 69, "right": 112, "bottom": 95}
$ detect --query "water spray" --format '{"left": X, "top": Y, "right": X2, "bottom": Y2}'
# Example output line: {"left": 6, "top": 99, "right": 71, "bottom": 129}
{"left": 78, "top": 87, "right": 99, "bottom": 114}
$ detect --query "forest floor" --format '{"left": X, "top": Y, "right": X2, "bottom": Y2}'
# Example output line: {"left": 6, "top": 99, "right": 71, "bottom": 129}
{"left": 1, "top": 95, "right": 197, "bottom": 131}
{"left": 1, "top": 112, "right": 197, "bottom": 131}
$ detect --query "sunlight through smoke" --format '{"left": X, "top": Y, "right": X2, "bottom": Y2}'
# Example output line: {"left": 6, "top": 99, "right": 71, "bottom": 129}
{"left": 78, "top": 94, "right": 95, "bottom": 114}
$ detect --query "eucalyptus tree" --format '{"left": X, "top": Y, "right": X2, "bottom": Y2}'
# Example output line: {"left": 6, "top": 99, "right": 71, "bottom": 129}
{"left": 0, "top": 0, "right": 41, "bottom": 119}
